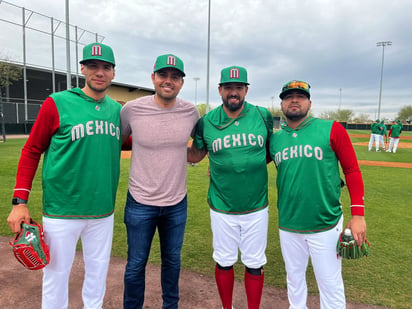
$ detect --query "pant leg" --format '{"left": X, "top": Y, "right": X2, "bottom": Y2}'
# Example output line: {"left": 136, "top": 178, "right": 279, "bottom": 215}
{"left": 380, "top": 135, "right": 385, "bottom": 149}
{"left": 368, "top": 134, "right": 374, "bottom": 150}
{"left": 388, "top": 138, "right": 394, "bottom": 151}
{"left": 157, "top": 196, "right": 188, "bottom": 309}
{"left": 239, "top": 208, "right": 268, "bottom": 269}
{"left": 210, "top": 210, "right": 240, "bottom": 309}
{"left": 279, "top": 230, "right": 309, "bottom": 309}
{"left": 81, "top": 215, "right": 114, "bottom": 309}
{"left": 239, "top": 209, "right": 268, "bottom": 309}
{"left": 375, "top": 134, "right": 380, "bottom": 150}
{"left": 308, "top": 218, "right": 345, "bottom": 309}
{"left": 42, "top": 217, "right": 83, "bottom": 309}
{"left": 393, "top": 138, "right": 400, "bottom": 152}
{"left": 123, "top": 192, "right": 158, "bottom": 309}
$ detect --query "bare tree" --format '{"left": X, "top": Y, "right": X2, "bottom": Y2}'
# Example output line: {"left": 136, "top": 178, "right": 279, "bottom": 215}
{"left": 318, "top": 109, "right": 353, "bottom": 122}
{"left": 352, "top": 113, "right": 370, "bottom": 123}
{"left": 396, "top": 105, "right": 412, "bottom": 122}
{"left": 0, "top": 59, "right": 23, "bottom": 142}
{"left": 0, "top": 61, "right": 22, "bottom": 89}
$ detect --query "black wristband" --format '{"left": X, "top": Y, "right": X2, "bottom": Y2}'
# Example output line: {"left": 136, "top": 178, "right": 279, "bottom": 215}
{"left": 12, "top": 197, "right": 28, "bottom": 205}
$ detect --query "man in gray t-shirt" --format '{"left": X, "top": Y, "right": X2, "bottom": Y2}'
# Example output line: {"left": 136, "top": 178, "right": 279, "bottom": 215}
{"left": 121, "top": 54, "right": 199, "bottom": 309}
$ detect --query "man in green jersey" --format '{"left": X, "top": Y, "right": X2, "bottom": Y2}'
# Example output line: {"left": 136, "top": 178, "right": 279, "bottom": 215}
{"left": 386, "top": 120, "right": 403, "bottom": 153}
{"left": 188, "top": 66, "right": 273, "bottom": 309}
{"left": 270, "top": 80, "right": 367, "bottom": 309}
{"left": 377, "top": 119, "right": 387, "bottom": 150}
{"left": 368, "top": 119, "right": 382, "bottom": 152}
{"left": 7, "top": 42, "right": 121, "bottom": 308}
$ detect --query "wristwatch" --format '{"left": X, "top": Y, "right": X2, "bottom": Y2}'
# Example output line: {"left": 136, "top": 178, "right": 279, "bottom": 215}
{"left": 12, "top": 197, "right": 28, "bottom": 205}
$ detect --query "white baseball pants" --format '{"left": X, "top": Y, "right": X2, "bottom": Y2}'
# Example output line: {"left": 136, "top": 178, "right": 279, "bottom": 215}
{"left": 368, "top": 134, "right": 380, "bottom": 151}
{"left": 42, "top": 215, "right": 114, "bottom": 309}
{"left": 279, "top": 216, "right": 345, "bottom": 309}
{"left": 388, "top": 137, "right": 400, "bottom": 153}
{"left": 210, "top": 208, "right": 268, "bottom": 269}
{"left": 379, "top": 135, "right": 386, "bottom": 149}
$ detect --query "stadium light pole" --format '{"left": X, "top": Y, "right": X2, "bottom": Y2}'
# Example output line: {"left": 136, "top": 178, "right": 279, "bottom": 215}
{"left": 193, "top": 77, "right": 200, "bottom": 105}
{"left": 271, "top": 96, "right": 274, "bottom": 112}
{"left": 205, "top": 0, "right": 211, "bottom": 113}
{"left": 65, "top": 0, "right": 71, "bottom": 89}
{"left": 376, "top": 41, "right": 392, "bottom": 120}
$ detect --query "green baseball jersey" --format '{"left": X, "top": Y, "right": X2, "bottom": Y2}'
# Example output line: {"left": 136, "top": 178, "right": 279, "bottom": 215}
{"left": 390, "top": 123, "right": 402, "bottom": 138}
{"left": 270, "top": 117, "right": 342, "bottom": 233}
{"left": 193, "top": 102, "right": 273, "bottom": 214}
{"left": 371, "top": 122, "right": 381, "bottom": 134}
{"left": 377, "top": 122, "right": 387, "bottom": 136}
{"left": 43, "top": 88, "right": 121, "bottom": 218}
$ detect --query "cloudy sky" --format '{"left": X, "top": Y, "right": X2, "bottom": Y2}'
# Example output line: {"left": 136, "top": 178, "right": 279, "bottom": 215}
{"left": 1, "top": 0, "right": 411, "bottom": 120}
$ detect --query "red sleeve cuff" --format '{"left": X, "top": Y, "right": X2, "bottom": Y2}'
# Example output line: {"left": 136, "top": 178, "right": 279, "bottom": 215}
{"left": 13, "top": 189, "right": 31, "bottom": 201}
{"left": 350, "top": 205, "right": 365, "bottom": 216}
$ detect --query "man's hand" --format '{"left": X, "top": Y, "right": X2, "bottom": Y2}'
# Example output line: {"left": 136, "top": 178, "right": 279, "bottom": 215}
{"left": 187, "top": 144, "right": 207, "bottom": 164}
{"left": 7, "top": 204, "right": 31, "bottom": 233}
{"left": 345, "top": 215, "right": 366, "bottom": 246}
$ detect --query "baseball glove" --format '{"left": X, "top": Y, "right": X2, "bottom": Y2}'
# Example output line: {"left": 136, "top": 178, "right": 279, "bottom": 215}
{"left": 337, "top": 228, "right": 370, "bottom": 259}
{"left": 9, "top": 220, "right": 50, "bottom": 270}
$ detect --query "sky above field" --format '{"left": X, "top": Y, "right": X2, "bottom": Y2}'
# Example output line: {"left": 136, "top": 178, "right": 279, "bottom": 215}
{"left": 1, "top": 0, "right": 411, "bottom": 120}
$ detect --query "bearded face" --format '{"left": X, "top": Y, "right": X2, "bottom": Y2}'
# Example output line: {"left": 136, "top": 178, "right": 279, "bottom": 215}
{"left": 222, "top": 94, "right": 245, "bottom": 112}
{"left": 219, "top": 83, "right": 248, "bottom": 113}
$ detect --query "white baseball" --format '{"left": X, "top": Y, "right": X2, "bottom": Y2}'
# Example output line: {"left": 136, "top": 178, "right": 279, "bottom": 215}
{"left": 344, "top": 228, "right": 352, "bottom": 236}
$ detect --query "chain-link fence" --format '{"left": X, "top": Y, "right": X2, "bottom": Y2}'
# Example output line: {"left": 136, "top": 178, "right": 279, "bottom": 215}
{"left": 0, "top": 97, "right": 42, "bottom": 136}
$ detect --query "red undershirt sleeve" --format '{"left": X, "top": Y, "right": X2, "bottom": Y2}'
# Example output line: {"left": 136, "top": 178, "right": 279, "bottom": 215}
{"left": 330, "top": 122, "right": 365, "bottom": 216}
{"left": 13, "top": 97, "right": 60, "bottom": 201}
{"left": 121, "top": 136, "right": 132, "bottom": 150}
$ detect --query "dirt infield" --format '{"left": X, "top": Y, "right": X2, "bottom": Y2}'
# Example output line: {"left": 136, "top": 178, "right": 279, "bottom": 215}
{"left": 351, "top": 139, "right": 412, "bottom": 168}
{"left": 352, "top": 141, "right": 412, "bottom": 149}
{"left": 0, "top": 236, "right": 389, "bottom": 309}
{"left": 350, "top": 134, "right": 412, "bottom": 140}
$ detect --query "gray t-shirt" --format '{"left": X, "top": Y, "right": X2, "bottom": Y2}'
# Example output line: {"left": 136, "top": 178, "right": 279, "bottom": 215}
{"left": 121, "top": 95, "right": 199, "bottom": 206}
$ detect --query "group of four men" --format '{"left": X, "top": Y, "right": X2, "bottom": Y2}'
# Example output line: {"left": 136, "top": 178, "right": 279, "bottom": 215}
{"left": 368, "top": 118, "right": 403, "bottom": 153}
{"left": 7, "top": 42, "right": 366, "bottom": 309}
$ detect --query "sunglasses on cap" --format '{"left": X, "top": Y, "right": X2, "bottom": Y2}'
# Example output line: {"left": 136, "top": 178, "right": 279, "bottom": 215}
{"left": 280, "top": 80, "right": 311, "bottom": 99}
{"left": 282, "top": 81, "right": 310, "bottom": 92}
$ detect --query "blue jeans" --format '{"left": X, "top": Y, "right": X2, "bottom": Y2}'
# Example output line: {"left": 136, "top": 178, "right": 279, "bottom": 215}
{"left": 123, "top": 192, "right": 187, "bottom": 309}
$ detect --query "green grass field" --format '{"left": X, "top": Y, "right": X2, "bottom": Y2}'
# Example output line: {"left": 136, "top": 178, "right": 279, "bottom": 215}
{"left": 1, "top": 130, "right": 411, "bottom": 308}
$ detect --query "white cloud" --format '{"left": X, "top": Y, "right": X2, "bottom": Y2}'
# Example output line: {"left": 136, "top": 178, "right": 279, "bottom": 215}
{"left": 2, "top": 0, "right": 411, "bottom": 120}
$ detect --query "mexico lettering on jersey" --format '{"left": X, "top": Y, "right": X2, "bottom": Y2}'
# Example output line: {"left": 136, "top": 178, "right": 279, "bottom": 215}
{"left": 41, "top": 89, "right": 122, "bottom": 218}
{"left": 273, "top": 144, "right": 323, "bottom": 166}
{"left": 270, "top": 117, "right": 343, "bottom": 233}
{"left": 193, "top": 102, "right": 273, "bottom": 214}
{"left": 71, "top": 120, "right": 120, "bottom": 141}
{"left": 211, "top": 132, "right": 265, "bottom": 153}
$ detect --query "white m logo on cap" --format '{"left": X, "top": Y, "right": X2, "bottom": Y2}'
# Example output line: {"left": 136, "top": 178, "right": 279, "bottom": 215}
{"left": 229, "top": 68, "right": 240, "bottom": 79}
{"left": 90, "top": 44, "right": 103, "bottom": 56}
{"left": 166, "top": 55, "right": 177, "bottom": 66}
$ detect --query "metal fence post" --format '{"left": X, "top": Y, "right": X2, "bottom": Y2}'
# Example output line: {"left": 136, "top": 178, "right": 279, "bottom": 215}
{"left": 0, "top": 96, "right": 6, "bottom": 142}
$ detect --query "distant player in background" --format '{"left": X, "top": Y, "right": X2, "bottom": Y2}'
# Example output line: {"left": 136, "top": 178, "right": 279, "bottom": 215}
{"left": 368, "top": 119, "right": 382, "bottom": 152}
{"left": 7, "top": 42, "right": 121, "bottom": 308}
{"left": 377, "top": 119, "right": 387, "bottom": 151}
{"left": 386, "top": 120, "right": 403, "bottom": 153}
{"left": 188, "top": 66, "right": 273, "bottom": 309}
{"left": 270, "top": 80, "right": 367, "bottom": 309}
{"left": 121, "top": 54, "right": 199, "bottom": 309}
